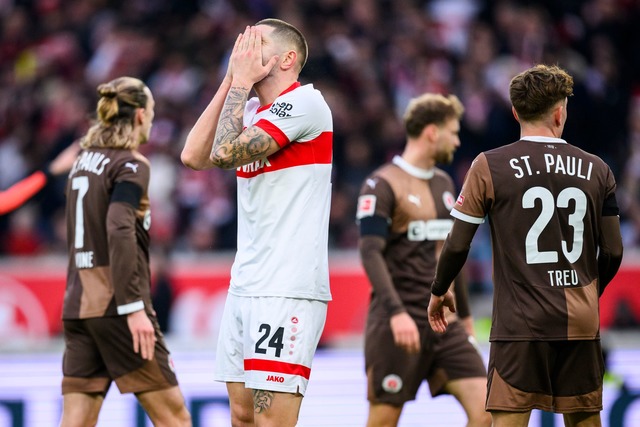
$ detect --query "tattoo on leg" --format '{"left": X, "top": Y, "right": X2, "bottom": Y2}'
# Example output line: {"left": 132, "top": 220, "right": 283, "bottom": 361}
{"left": 253, "top": 389, "right": 274, "bottom": 413}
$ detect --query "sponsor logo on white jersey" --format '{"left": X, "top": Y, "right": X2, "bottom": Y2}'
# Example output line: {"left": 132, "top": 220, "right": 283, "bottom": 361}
{"left": 269, "top": 101, "right": 293, "bottom": 117}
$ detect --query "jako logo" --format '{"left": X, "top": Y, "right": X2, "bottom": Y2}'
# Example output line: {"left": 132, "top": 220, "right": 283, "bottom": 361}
{"left": 266, "top": 375, "right": 285, "bottom": 383}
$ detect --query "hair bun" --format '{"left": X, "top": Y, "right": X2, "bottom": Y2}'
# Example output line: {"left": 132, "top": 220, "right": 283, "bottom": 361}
{"left": 97, "top": 83, "right": 117, "bottom": 99}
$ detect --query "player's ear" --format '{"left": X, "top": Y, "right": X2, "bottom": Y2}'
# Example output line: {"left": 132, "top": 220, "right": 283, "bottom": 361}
{"left": 511, "top": 106, "right": 520, "bottom": 123}
{"left": 553, "top": 103, "right": 564, "bottom": 127}
{"left": 422, "top": 123, "right": 438, "bottom": 142}
{"left": 280, "top": 50, "right": 297, "bottom": 71}
{"left": 135, "top": 108, "right": 145, "bottom": 125}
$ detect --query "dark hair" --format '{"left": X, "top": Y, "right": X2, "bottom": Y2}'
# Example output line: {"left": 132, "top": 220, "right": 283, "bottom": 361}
{"left": 256, "top": 18, "right": 308, "bottom": 72}
{"left": 403, "top": 93, "right": 464, "bottom": 138}
{"left": 82, "top": 77, "right": 150, "bottom": 149}
{"left": 509, "top": 64, "right": 574, "bottom": 122}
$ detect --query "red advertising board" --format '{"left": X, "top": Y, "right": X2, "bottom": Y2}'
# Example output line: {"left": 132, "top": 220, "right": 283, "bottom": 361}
{"left": 0, "top": 252, "right": 638, "bottom": 344}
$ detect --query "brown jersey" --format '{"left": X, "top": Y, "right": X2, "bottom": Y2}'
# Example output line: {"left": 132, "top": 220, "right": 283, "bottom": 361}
{"left": 357, "top": 156, "right": 457, "bottom": 322}
{"left": 452, "top": 137, "right": 618, "bottom": 341}
{"left": 63, "top": 148, "right": 152, "bottom": 319}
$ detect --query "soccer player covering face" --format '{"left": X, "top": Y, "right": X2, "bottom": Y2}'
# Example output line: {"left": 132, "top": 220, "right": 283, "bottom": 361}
{"left": 61, "top": 77, "right": 191, "bottom": 426}
{"left": 181, "top": 19, "right": 332, "bottom": 427}
{"left": 428, "top": 64, "right": 624, "bottom": 427}
{"left": 357, "top": 94, "right": 491, "bottom": 427}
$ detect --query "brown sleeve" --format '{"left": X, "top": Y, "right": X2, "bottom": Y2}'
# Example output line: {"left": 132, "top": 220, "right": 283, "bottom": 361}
{"left": 431, "top": 219, "right": 479, "bottom": 296}
{"left": 107, "top": 182, "right": 144, "bottom": 314}
{"left": 453, "top": 270, "right": 470, "bottom": 319}
{"left": 359, "top": 235, "right": 406, "bottom": 316}
{"left": 598, "top": 215, "right": 623, "bottom": 296}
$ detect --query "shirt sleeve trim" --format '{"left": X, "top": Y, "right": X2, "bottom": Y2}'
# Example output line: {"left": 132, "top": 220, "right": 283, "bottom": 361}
{"left": 117, "top": 300, "right": 144, "bottom": 315}
{"left": 451, "top": 209, "right": 485, "bottom": 224}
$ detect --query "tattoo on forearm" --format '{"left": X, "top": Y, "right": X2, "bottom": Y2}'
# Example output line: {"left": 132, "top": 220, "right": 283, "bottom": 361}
{"left": 212, "top": 86, "right": 273, "bottom": 168}
{"left": 253, "top": 389, "right": 274, "bottom": 413}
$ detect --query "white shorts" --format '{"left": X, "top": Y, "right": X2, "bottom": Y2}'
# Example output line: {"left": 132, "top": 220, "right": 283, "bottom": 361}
{"left": 214, "top": 293, "right": 328, "bottom": 395}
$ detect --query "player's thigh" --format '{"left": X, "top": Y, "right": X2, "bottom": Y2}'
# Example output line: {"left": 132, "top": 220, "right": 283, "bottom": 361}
{"left": 60, "top": 392, "right": 104, "bottom": 427}
{"left": 444, "top": 377, "right": 487, "bottom": 414}
{"left": 243, "top": 296, "right": 327, "bottom": 396}
{"left": 215, "top": 293, "right": 247, "bottom": 383}
{"left": 563, "top": 411, "right": 602, "bottom": 427}
{"left": 227, "top": 382, "right": 255, "bottom": 424}
{"left": 136, "top": 385, "right": 190, "bottom": 425}
{"left": 428, "top": 321, "right": 487, "bottom": 397}
{"left": 487, "top": 341, "right": 603, "bottom": 413}
{"left": 552, "top": 340, "right": 604, "bottom": 397}
{"left": 365, "top": 317, "right": 423, "bottom": 406}
{"left": 86, "top": 315, "right": 179, "bottom": 394}
{"left": 252, "top": 389, "right": 302, "bottom": 427}
{"left": 61, "top": 319, "right": 111, "bottom": 394}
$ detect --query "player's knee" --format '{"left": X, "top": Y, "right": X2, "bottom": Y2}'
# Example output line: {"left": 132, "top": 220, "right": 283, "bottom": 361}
{"left": 468, "top": 411, "right": 492, "bottom": 427}
{"left": 230, "top": 402, "right": 254, "bottom": 427}
{"left": 60, "top": 414, "right": 99, "bottom": 427}
{"left": 176, "top": 406, "right": 192, "bottom": 427}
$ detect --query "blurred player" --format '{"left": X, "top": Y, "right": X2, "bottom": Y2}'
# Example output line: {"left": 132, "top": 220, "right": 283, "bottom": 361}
{"left": 357, "top": 93, "right": 491, "bottom": 427}
{"left": 428, "top": 64, "right": 624, "bottom": 427}
{"left": 60, "top": 76, "right": 191, "bottom": 426}
{"left": 181, "top": 19, "right": 332, "bottom": 426}
{"left": 0, "top": 141, "right": 78, "bottom": 215}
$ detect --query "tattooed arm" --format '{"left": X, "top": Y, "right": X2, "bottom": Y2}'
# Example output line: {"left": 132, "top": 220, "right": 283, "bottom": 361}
{"left": 209, "top": 84, "right": 281, "bottom": 169}
{"left": 181, "top": 74, "right": 234, "bottom": 170}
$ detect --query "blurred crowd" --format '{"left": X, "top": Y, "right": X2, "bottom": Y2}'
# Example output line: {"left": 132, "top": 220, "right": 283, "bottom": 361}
{"left": 1, "top": 0, "right": 640, "bottom": 273}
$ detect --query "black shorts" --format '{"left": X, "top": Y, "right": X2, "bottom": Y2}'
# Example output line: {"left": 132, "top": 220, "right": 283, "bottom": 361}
{"left": 62, "top": 314, "right": 178, "bottom": 395}
{"left": 365, "top": 319, "right": 487, "bottom": 406}
{"left": 486, "top": 340, "right": 604, "bottom": 413}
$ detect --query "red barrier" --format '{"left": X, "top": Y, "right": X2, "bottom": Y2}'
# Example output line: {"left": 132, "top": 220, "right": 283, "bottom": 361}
{"left": 0, "top": 252, "right": 637, "bottom": 344}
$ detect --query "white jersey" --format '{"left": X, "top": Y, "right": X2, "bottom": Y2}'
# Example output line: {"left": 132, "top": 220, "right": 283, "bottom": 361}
{"left": 229, "top": 82, "right": 333, "bottom": 301}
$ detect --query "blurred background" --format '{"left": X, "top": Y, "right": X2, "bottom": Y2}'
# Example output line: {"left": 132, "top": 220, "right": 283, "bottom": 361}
{"left": 1, "top": 0, "right": 639, "bottom": 425}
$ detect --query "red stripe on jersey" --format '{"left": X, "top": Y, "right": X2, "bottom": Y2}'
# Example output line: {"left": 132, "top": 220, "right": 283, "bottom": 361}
{"left": 256, "top": 82, "right": 302, "bottom": 113}
{"left": 236, "top": 131, "right": 332, "bottom": 178}
{"left": 244, "top": 358, "right": 311, "bottom": 379}
{"left": 255, "top": 119, "right": 290, "bottom": 148}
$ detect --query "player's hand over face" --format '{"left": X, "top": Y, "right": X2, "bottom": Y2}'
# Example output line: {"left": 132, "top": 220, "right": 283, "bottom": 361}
{"left": 231, "top": 26, "right": 279, "bottom": 88}
{"left": 127, "top": 310, "right": 157, "bottom": 361}
{"left": 428, "top": 290, "right": 456, "bottom": 334}
{"left": 224, "top": 33, "right": 242, "bottom": 82}
{"left": 390, "top": 312, "right": 420, "bottom": 354}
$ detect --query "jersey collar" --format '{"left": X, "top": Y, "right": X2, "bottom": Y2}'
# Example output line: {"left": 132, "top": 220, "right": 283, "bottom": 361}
{"left": 256, "top": 82, "right": 302, "bottom": 113}
{"left": 392, "top": 155, "right": 435, "bottom": 180}
{"left": 520, "top": 136, "right": 567, "bottom": 144}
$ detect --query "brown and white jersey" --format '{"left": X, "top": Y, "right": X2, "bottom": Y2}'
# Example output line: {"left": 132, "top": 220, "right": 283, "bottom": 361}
{"left": 63, "top": 147, "right": 152, "bottom": 319}
{"left": 357, "top": 156, "right": 457, "bottom": 321}
{"left": 453, "top": 137, "right": 618, "bottom": 341}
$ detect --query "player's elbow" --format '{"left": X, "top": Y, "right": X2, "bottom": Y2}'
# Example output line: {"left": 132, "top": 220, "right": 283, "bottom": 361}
{"left": 607, "top": 244, "right": 624, "bottom": 264}
{"left": 180, "top": 148, "right": 208, "bottom": 171}
{"left": 445, "top": 238, "right": 471, "bottom": 256}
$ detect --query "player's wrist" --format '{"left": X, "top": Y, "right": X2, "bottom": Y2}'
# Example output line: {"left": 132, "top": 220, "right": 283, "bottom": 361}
{"left": 230, "top": 78, "right": 252, "bottom": 90}
{"left": 431, "top": 280, "right": 448, "bottom": 297}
